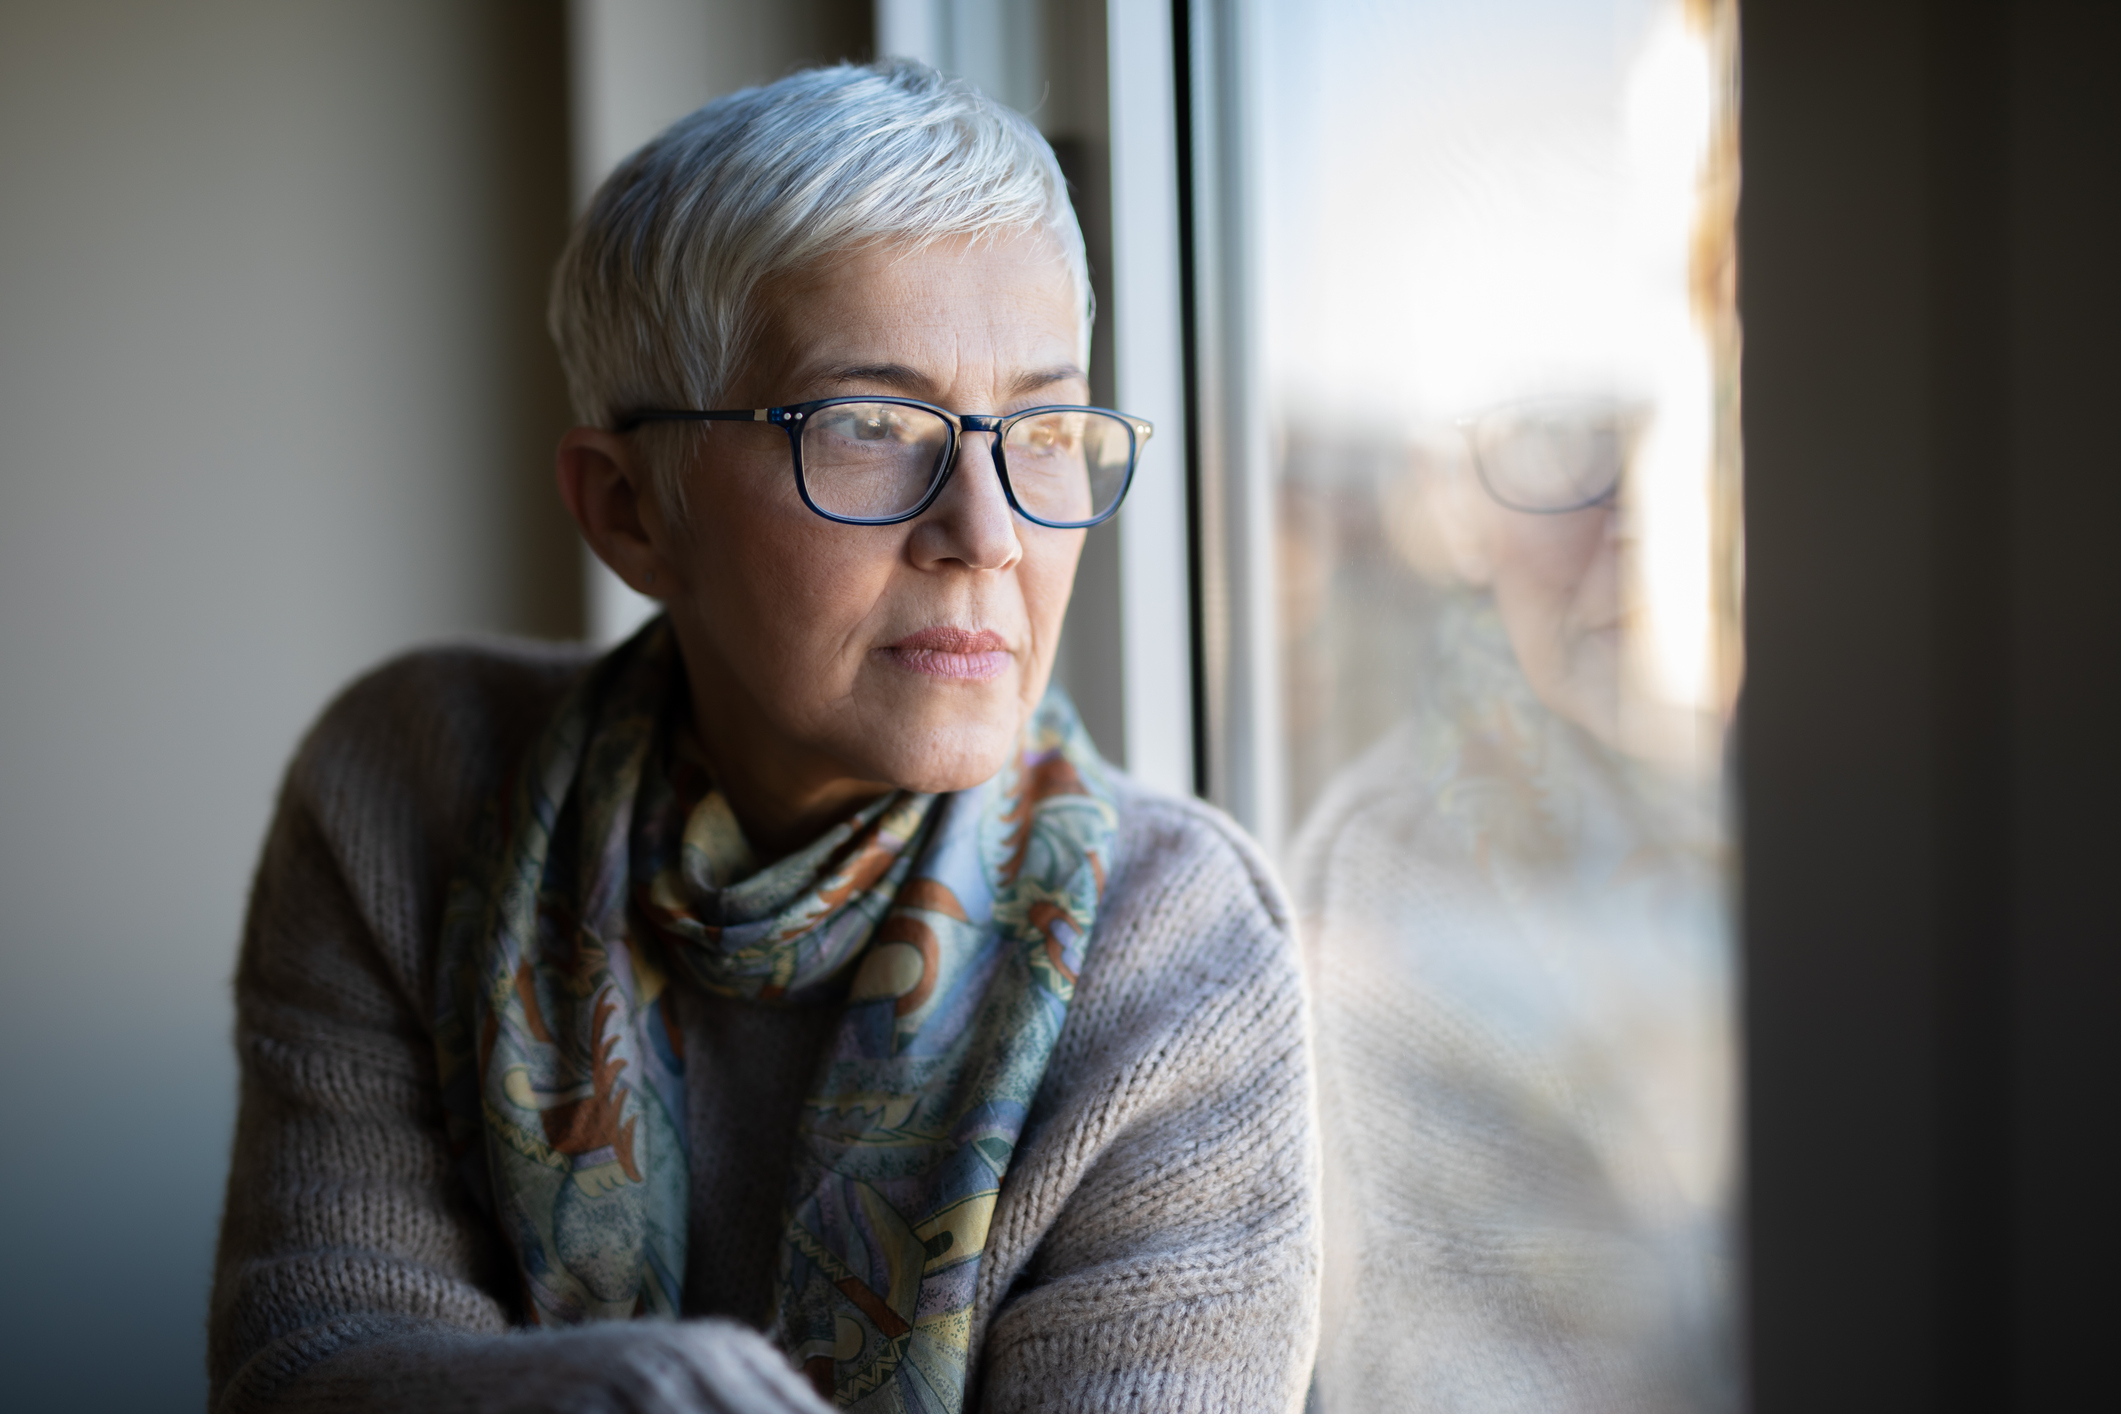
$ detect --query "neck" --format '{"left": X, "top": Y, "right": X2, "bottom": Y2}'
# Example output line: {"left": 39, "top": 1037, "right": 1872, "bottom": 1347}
{"left": 676, "top": 653, "right": 892, "bottom": 863}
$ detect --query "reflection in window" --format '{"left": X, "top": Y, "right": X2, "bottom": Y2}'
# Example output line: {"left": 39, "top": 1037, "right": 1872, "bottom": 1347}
{"left": 1207, "top": 0, "right": 1740, "bottom": 1407}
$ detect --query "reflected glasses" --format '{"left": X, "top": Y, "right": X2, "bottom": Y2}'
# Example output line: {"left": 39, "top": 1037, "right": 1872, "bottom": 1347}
{"left": 617, "top": 398, "right": 1153, "bottom": 529}
{"left": 1462, "top": 398, "right": 1643, "bottom": 514}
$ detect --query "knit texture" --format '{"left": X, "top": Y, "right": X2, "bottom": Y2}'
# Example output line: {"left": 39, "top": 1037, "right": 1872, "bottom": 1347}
{"left": 209, "top": 640, "right": 1320, "bottom": 1414}
{"left": 1291, "top": 649, "right": 1733, "bottom": 1414}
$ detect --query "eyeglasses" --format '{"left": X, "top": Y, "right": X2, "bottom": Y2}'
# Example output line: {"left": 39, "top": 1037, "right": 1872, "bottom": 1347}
{"left": 617, "top": 397, "right": 1153, "bottom": 529}
{"left": 1461, "top": 398, "right": 1644, "bottom": 514}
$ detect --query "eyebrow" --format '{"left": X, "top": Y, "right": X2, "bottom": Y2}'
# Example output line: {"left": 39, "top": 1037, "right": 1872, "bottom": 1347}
{"left": 804, "top": 361, "right": 1091, "bottom": 402}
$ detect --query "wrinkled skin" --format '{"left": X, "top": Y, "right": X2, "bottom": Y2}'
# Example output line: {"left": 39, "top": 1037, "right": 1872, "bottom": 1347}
{"left": 558, "top": 232, "right": 1088, "bottom": 858}
{"left": 1474, "top": 496, "right": 1622, "bottom": 747}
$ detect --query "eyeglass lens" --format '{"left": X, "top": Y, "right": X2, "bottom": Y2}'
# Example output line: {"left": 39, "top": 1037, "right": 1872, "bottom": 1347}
{"left": 800, "top": 402, "right": 1133, "bottom": 525}
{"left": 1470, "top": 401, "right": 1629, "bottom": 512}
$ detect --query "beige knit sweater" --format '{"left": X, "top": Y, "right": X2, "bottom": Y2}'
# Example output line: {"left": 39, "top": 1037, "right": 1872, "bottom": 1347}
{"left": 209, "top": 641, "right": 1320, "bottom": 1414}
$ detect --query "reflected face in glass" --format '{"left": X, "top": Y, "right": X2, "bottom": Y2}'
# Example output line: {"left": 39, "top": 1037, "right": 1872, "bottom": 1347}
{"left": 1474, "top": 493, "right": 1623, "bottom": 745}
{"left": 655, "top": 231, "right": 1089, "bottom": 797}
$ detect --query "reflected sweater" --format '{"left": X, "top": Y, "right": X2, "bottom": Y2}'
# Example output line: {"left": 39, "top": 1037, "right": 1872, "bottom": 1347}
{"left": 208, "top": 641, "right": 1319, "bottom": 1414}
{"left": 1294, "top": 612, "right": 1732, "bottom": 1414}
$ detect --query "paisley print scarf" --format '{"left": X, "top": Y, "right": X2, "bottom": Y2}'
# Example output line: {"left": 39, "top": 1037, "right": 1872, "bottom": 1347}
{"left": 435, "top": 619, "right": 1118, "bottom": 1412}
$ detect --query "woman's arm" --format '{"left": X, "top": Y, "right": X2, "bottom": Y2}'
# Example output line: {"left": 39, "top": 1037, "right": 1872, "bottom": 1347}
{"left": 971, "top": 794, "right": 1323, "bottom": 1414}
{"left": 208, "top": 651, "right": 828, "bottom": 1414}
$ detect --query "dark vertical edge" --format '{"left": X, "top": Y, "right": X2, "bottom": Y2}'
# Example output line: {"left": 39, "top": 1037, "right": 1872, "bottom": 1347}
{"left": 1171, "top": 0, "right": 1209, "bottom": 798}
{"left": 1925, "top": 1, "right": 2015, "bottom": 1408}
{"left": 1738, "top": 1, "right": 1947, "bottom": 1408}
{"left": 1744, "top": 3, "right": 2121, "bottom": 1410}
{"left": 1051, "top": 137, "right": 1117, "bottom": 412}
{"left": 486, "top": 0, "right": 584, "bottom": 641}
{"left": 807, "top": 0, "right": 875, "bottom": 66}
{"left": 1050, "top": 124, "right": 1127, "bottom": 762}
{"left": 2006, "top": 1, "right": 2121, "bottom": 1405}
{"left": 1720, "top": 6, "right": 1750, "bottom": 1389}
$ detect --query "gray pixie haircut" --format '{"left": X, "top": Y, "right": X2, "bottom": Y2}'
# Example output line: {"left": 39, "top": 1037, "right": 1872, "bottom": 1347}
{"left": 549, "top": 60, "right": 1091, "bottom": 506}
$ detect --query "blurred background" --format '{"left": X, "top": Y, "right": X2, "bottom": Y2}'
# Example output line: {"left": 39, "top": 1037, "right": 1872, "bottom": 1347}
{"left": 1, "top": 5, "right": 566, "bottom": 1406}
{"left": 2, "top": 4, "right": 570, "bottom": 1407}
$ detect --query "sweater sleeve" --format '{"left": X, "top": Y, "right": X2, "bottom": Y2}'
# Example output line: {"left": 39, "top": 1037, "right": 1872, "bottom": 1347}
{"left": 970, "top": 796, "right": 1323, "bottom": 1414}
{"left": 208, "top": 651, "right": 831, "bottom": 1414}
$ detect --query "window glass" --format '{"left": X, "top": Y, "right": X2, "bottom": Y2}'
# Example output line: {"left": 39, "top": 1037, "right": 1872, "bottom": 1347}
{"left": 1210, "top": 0, "right": 1742, "bottom": 1406}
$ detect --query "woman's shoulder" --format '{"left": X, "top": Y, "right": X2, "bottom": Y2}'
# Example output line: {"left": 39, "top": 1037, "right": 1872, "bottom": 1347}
{"left": 232, "top": 638, "right": 599, "bottom": 1073}
{"left": 1089, "top": 770, "right": 1297, "bottom": 993}
{"left": 270, "top": 637, "right": 597, "bottom": 943}
{"left": 310, "top": 633, "right": 596, "bottom": 729}
{"left": 293, "top": 635, "right": 595, "bottom": 798}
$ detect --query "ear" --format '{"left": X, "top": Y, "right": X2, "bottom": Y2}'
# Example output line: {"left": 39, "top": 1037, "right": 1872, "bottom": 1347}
{"left": 556, "top": 427, "right": 671, "bottom": 598}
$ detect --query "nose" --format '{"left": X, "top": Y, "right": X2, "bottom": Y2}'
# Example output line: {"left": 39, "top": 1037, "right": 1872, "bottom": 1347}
{"left": 907, "top": 429, "right": 1022, "bottom": 572}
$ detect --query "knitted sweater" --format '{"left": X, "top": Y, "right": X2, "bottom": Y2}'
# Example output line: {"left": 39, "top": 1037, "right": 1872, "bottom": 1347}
{"left": 208, "top": 641, "right": 1319, "bottom": 1414}
{"left": 1292, "top": 646, "right": 1733, "bottom": 1414}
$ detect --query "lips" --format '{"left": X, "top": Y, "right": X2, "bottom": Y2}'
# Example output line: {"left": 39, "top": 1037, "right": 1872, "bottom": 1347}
{"left": 882, "top": 626, "right": 1011, "bottom": 681}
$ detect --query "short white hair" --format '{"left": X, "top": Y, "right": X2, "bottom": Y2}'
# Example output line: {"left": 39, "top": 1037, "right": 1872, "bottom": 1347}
{"left": 549, "top": 60, "right": 1091, "bottom": 508}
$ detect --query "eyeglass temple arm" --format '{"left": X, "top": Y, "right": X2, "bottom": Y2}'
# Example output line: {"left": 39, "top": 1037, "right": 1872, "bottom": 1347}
{"left": 611, "top": 409, "right": 776, "bottom": 433}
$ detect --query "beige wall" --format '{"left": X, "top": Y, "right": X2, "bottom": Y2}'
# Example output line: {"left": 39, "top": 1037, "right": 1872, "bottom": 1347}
{"left": 0, "top": 2, "right": 576, "bottom": 1403}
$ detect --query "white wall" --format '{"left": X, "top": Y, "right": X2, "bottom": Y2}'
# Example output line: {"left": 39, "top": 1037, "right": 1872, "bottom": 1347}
{"left": 0, "top": 3, "right": 577, "bottom": 1405}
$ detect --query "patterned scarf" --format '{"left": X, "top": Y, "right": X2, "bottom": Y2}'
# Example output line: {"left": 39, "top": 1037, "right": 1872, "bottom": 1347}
{"left": 435, "top": 619, "right": 1118, "bottom": 1411}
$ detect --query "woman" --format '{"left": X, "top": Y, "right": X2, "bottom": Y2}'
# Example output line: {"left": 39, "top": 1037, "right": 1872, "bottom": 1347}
{"left": 1299, "top": 415, "right": 1733, "bottom": 1412}
{"left": 209, "top": 62, "right": 1317, "bottom": 1414}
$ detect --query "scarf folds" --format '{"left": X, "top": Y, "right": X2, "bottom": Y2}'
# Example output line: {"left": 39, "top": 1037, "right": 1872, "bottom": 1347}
{"left": 435, "top": 620, "right": 1119, "bottom": 1413}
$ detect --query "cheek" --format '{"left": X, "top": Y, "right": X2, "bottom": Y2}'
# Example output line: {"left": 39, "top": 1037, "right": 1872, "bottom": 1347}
{"left": 1493, "top": 514, "right": 1607, "bottom": 598}
{"left": 683, "top": 472, "right": 896, "bottom": 681}
{"left": 1015, "top": 527, "right": 1086, "bottom": 644}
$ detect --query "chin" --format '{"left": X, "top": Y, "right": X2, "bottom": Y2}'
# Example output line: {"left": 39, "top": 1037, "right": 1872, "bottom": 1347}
{"left": 883, "top": 744, "right": 1018, "bottom": 794}
{"left": 864, "top": 700, "right": 1029, "bottom": 794}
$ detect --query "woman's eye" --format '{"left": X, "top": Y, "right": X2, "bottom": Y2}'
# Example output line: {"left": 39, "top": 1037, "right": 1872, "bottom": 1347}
{"left": 856, "top": 418, "right": 889, "bottom": 440}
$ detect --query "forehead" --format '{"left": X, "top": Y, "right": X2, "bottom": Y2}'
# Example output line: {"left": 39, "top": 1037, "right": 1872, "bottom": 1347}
{"left": 757, "top": 232, "right": 1084, "bottom": 381}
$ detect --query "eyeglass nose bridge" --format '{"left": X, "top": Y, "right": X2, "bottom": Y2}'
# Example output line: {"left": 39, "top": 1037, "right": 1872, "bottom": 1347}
{"left": 931, "top": 413, "right": 1010, "bottom": 486}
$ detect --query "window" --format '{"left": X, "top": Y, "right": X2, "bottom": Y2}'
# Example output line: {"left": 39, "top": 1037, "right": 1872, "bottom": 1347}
{"left": 1180, "top": 1, "right": 1743, "bottom": 1405}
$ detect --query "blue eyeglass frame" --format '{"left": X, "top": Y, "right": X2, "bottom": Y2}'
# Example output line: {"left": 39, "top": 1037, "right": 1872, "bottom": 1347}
{"left": 615, "top": 396, "right": 1153, "bottom": 529}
